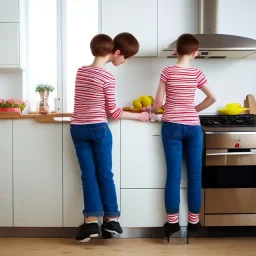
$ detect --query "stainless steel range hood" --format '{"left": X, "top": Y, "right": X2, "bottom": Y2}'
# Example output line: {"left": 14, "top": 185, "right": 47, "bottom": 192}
{"left": 160, "top": 0, "right": 256, "bottom": 59}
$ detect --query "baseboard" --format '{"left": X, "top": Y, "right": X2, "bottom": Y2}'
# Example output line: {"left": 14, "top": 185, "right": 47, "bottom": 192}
{"left": 0, "top": 227, "right": 187, "bottom": 238}
{"left": 1, "top": 226, "right": 255, "bottom": 238}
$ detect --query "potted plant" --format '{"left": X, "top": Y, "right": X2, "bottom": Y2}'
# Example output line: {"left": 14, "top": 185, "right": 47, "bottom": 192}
{"left": 0, "top": 98, "right": 27, "bottom": 114}
{"left": 35, "top": 84, "right": 54, "bottom": 114}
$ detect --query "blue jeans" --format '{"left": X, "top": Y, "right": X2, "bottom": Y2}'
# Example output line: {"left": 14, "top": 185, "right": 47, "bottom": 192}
{"left": 70, "top": 123, "right": 120, "bottom": 217}
{"left": 161, "top": 122, "right": 203, "bottom": 214}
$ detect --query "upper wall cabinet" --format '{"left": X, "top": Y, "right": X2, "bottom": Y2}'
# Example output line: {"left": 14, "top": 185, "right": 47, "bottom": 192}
{"left": 158, "top": 0, "right": 199, "bottom": 55}
{"left": 216, "top": 0, "right": 256, "bottom": 40}
{"left": 0, "top": 0, "right": 19, "bottom": 22}
{"left": 100, "top": 0, "right": 158, "bottom": 57}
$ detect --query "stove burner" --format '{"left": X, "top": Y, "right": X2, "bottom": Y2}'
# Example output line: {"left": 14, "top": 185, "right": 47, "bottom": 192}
{"left": 199, "top": 114, "right": 256, "bottom": 126}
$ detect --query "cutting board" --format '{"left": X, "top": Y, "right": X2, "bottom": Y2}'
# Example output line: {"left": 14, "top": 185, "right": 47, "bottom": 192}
{"left": 122, "top": 107, "right": 142, "bottom": 113}
{"left": 244, "top": 98, "right": 249, "bottom": 114}
{"left": 246, "top": 94, "right": 256, "bottom": 114}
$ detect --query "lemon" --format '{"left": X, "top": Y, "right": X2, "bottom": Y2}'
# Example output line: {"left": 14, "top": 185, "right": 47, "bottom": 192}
{"left": 133, "top": 100, "right": 142, "bottom": 109}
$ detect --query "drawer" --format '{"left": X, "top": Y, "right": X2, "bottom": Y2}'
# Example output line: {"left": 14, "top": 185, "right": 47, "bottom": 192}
{"left": 120, "top": 189, "right": 188, "bottom": 227}
{"left": 205, "top": 214, "right": 256, "bottom": 226}
{"left": 206, "top": 133, "right": 256, "bottom": 149}
{"left": 205, "top": 189, "right": 256, "bottom": 213}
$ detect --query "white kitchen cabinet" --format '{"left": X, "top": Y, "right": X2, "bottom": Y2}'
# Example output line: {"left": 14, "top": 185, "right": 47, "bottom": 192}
{"left": 101, "top": 0, "right": 158, "bottom": 57}
{"left": 0, "top": 120, "right": 13, "bottom": 227}
{"left": 121, "top": 120, "right": 187, "bottom": 189}
{"left": 217, "top": 0, "right": 256, "bottom": 40}
{"left": 62, "top": 123, "right": 83, "bottom": 227}
{"left": 63, "top": 120, "right": 121, "bottom": 227}
{"left": 0, "top": 0, "right": 19, "bottom": 22}
{"left": 0, "top": 23, "right": 19, "bottom": 67}
{"left": 121, "top": 189, "right": 188, "bottom": 227}
{"left": 13, "top": 120, "right": 62, "bottom": 227}
{"left": 158, "top": 0, "right": 199, "bottom": 55}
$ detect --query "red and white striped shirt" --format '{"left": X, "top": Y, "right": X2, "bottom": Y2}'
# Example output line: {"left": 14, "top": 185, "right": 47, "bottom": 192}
{"left": 71, "top": 66, "right": 123, "bottom": 125}
{"left": 161, "top": 65, "right": 208, "bottom": 125}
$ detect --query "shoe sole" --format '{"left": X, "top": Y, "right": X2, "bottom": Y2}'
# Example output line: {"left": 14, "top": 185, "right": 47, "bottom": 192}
{"left": 77, "top": 233, "right": 99, "bottom": 243}
{"left": 104, "top": 229, "right": 121, "bottom": 235}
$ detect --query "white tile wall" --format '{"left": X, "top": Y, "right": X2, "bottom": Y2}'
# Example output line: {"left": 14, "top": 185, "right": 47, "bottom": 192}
{"left": 0, "top": 69, "right": 22, "bottom": 99}
{"left": 107, "top": 58, "right": 256, "bottom": 114}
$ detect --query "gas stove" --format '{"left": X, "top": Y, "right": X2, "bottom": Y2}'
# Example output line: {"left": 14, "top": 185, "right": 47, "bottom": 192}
{"left": 199, "top": 114, "right": 256, "bottom": 127}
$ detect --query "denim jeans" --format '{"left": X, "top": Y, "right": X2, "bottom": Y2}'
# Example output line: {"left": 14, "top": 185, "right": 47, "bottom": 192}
{"left": 161, "top": 122, "right": 203, "bottom": 214}
{"left": 70, "top": 122, "right": 120, "bottom": 217}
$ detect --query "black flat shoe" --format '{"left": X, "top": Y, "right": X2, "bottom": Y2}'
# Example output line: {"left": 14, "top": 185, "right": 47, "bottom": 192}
{"left": 101, "top": 221, "right": 123, "bottom": 234}
{"left": 75, "top": 222, "right": 99, "bottom": 242}
{"left": 101, "top": 221, "right": 123, "bottom": 239}
{"left": 163, "top": 222, "right": 180, "bottom": 243}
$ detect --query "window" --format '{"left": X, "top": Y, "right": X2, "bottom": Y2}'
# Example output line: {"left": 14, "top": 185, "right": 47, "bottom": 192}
{"left": 26, "top": 0, "right": 57, "bottom": 111}
{"left": 65, "top": 0, "right": 99, "bottom": 112}
{"left": 25, "top": 0, "right": 99, "bottom": 113}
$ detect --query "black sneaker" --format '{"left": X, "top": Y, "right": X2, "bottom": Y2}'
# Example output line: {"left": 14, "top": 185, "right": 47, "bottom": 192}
{"left": 187, "top": 222, "right": 202, "bottom": 232}
{"left": 75, "top": 223, "right": 99, "bottom": 242}
{"left": 101, "top": 221, "right": 123, "bottom": 235}
{"left": 163, "top": 222, "right": 180, "bottom": 242}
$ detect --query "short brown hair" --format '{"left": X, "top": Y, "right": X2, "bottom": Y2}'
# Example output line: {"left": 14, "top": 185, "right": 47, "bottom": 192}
{"left": 176, "top": 34, "right": 199, "bottom": 56}
{"left": 90, "top": 34, "right": 114, "bottom": 57}
{"left": 112, "top": 32, "right": 139, "bottom": 59}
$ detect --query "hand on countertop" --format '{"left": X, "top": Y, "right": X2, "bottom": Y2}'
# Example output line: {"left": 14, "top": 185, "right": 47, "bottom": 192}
{"left": 150, "top": 113, "right": 163, "bottom": 122}
{"left": 149, "top": 113, "right": 157, "bottom": 122}
{"left": 138, "top": 112, "right": 150, "bottom": 122}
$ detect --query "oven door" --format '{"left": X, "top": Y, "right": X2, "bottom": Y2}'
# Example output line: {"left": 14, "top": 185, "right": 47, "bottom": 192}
{"left": 203, "top": 149, "right": 256, "bottom": 188}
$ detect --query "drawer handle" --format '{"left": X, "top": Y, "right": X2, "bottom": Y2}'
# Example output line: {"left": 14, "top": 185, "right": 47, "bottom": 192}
{"left": 206, "top": 150, "right": 256, "bottom": 156}
{"left": 152, "top": 135, "right": 160, "bottom": 136}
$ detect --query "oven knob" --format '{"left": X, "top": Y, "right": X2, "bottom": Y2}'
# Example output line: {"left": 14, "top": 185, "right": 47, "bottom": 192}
{"left": 235, "top": 143, "right": 240, "bottom": 148}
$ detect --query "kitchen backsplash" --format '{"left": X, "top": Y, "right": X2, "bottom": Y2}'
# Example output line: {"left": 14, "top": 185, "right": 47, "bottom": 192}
{"left": 107, "top": 58, "right": 256, "bottom": 114}
{"left": 0, "top": 59, "right": 255, "bottom": 114}
{"left": 0, "top": 69, "right": 23, "bottom": 100}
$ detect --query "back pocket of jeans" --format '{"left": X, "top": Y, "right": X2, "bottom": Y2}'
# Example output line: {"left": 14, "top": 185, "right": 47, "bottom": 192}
{"left": 162, "top": 123, "right": 181, "bottom": 140}
{"left": 91, "top": 126, "right": 106, "bottom": 141}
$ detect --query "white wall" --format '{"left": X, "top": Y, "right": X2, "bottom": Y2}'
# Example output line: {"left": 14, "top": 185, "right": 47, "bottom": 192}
{"left": 0, "top": 69, "right": 23, "bottom": 99}
{"left": 107, "top": 58, "right": 256, "bottom": 114}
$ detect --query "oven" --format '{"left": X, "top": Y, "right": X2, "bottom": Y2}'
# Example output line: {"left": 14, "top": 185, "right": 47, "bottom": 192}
{"left": 203, "top": 132, "right": 256, "bottom": 189}
{"left": 199, "top": 115, "right": 256, "bottom": 227}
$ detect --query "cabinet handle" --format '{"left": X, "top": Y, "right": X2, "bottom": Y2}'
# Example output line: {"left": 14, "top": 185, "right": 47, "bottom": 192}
{"left": 206, "top": 149, "right": 256, "bottom": 156}
{"left": 152, "top": 135, "right": 160, "bottom": 136}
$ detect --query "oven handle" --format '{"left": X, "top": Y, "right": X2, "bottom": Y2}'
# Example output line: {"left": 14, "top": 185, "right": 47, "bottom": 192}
{"left": 206, "top": 149, "right": 256, "bottom": 156}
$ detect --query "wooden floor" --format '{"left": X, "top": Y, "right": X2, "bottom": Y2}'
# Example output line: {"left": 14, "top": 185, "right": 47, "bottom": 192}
{"left": 0, "top": 238, "right": 256, "bottom": 256}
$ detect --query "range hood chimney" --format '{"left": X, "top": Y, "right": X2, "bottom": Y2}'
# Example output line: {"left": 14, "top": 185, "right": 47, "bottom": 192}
{"left": 160, "top": 0, "right": 256, "bottom": 58}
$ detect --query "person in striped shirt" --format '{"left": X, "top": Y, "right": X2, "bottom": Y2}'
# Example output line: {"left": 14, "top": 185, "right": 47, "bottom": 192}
{"left": 70, "top": 33, "right": 149, "bottom": 242}
{"left": 150, "top": 34, "right": 216, "bottom": 241}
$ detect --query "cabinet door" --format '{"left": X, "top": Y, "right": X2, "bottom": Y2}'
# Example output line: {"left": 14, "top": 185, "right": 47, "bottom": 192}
{"left": 101, "top": 0, "right": 157, "bottom": 57}
{"left": 0, "top": 23, "right": 19, "bottom": 67}
{"left": 0, "top": 0, "right": 19, "bottom": 22}
{"left": 158, "top": 0, "right": 199, "bottom": 55}
{"left": 0, "top": 120, "right": 13, "bottom": 227}
{"left": 121, "top": 188, "right": 188, "bottom": 227}
{"left": 13, "top": 120, "right": 62, "bottom": 227}
{"left": 63, "top": 120, "right": 121, "bottom": 227}
{"left": 63, "top": 123, "right": 83, "bottom": 227}
{"left": 121, "top": 121, "right": 187, "bottom": 189}
{"left": 121, "top": 121, "right": 164, "bottom": 188}
{"left": 217, "top": 0, "right": 256, "bottom": 40}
